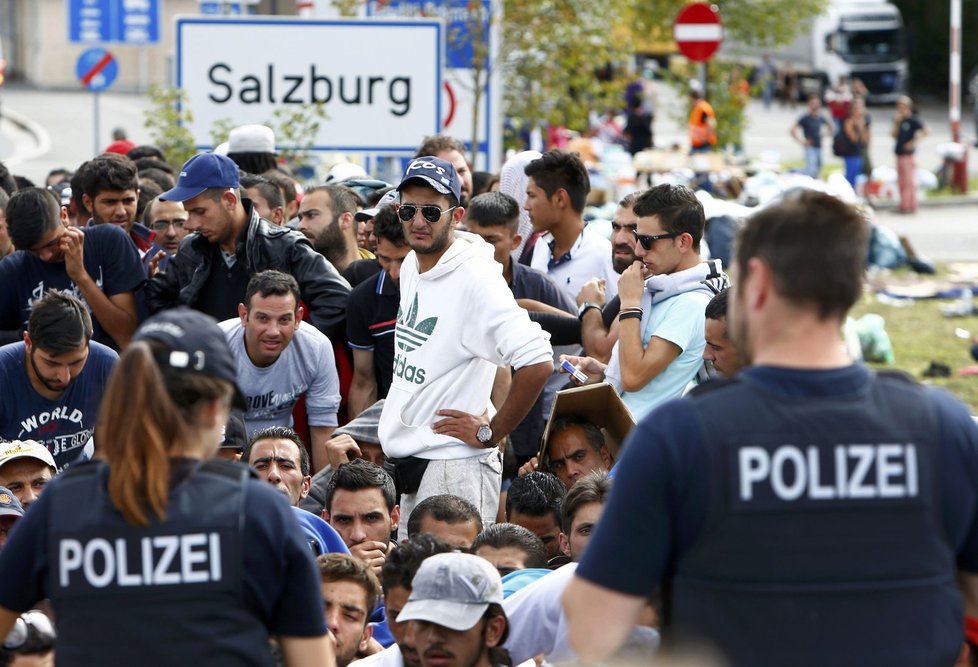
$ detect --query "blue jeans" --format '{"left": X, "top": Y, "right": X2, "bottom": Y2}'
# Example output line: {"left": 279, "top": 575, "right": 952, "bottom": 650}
{"left": 804, "top": 146, "right": 822, "bottom": 178}
{"left": 844, "top": 155, "right": 864, "bottom": 188}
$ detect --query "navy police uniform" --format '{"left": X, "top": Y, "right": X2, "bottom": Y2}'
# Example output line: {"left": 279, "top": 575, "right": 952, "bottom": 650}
{"left": 0, "top": 457, "right": 326, "bottom": 666}
{"left": 579, "top": 365, "right": 978, "bottom": 667}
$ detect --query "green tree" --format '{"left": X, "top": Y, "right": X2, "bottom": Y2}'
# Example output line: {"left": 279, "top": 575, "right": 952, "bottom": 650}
{"left": 143, "top": 86, "right": 198, "bottom": 169}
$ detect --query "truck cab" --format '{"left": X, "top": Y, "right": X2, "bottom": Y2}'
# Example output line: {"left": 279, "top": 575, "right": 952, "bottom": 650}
{"left": 817, "top": 0, "right": 907, "bottom": 103}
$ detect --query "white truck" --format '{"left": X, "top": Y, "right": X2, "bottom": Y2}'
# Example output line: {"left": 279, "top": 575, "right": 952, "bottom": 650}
{"left": 721, "top": 0, "right": 908, "bottom": 104}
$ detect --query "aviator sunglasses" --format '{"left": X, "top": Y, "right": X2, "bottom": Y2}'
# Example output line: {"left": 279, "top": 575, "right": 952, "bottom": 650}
{"left": 398, "top": 204, "right": 458, "bottom": 224}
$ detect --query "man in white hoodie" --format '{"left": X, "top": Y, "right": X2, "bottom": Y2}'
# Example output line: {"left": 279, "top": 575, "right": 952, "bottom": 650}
{"left": 379, "top": 156, "right": 553, "bottom": 538}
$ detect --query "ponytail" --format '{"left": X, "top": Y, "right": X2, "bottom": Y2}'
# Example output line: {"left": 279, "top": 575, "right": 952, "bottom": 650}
{"left": 96, "top": 341, "right": 233, "bottom": 526}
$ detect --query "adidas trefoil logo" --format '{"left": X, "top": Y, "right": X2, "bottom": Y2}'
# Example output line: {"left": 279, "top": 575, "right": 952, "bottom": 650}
{"left": 396, "top": 294, "right": 438, "bottom": 352}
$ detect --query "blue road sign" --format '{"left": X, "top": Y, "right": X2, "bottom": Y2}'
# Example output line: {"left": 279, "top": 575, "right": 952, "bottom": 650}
{"left": 76, "top": 48, "right": 118, "bottom": 92}
{"left": 366, "top": 0, "right": 491, "bottom": 70}
{"left": 68, "top": 0, "right": 160, "bottom": 45}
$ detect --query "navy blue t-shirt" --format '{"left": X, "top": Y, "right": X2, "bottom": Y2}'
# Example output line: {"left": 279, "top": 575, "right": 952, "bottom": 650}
{"left": 895, "top": 114, "right": 925, "bottom": 155}
{"left": 0, "top": 341, "right": 118, "bottom": 470}
{"left": 796, "top": 112, "right": 830, "bottom": 148}
{"left": 0, "top": 459, "right": 327, "bottom": 664}
{"left": 0, "top": 225, "right": 145, "bottom": 349}
{"left": 584, "top": 364, "right": 978, "bottom": 598}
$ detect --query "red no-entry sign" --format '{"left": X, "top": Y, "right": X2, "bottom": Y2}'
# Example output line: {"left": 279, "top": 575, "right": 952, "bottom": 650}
{"left": 674, "top": 3, "right": 723, "bottom": 62}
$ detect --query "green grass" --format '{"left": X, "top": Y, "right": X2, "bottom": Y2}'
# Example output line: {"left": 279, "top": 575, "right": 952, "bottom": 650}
{"left": 851, "top": 271, "right": 978, "bottom": 411}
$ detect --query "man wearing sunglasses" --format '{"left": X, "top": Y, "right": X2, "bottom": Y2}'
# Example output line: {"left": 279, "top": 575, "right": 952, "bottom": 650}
{"left": 379, "top": 156, "right": 553, "bottom": 540}
{"left": 564, "top": 185, "right": 727, "bottom": 420}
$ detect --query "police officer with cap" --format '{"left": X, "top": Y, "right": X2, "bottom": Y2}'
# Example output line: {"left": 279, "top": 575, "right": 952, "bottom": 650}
{"left": 0, "top": 307, "right": 334, "bottom": 666}
{"left": 564, "top": 190, "right": 978, "bottom": 667}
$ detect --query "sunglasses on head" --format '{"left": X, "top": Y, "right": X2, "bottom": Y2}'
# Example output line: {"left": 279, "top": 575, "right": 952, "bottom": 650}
{"left": 397, "top": 204, "right": 457, "bottom": 224}
{"left": 632, "top": 229, "right": 680, "bottom": 250}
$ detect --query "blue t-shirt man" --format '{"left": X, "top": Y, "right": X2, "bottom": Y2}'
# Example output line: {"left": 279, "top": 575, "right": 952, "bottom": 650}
{"left": 0, "top": 225, "right": 145, "bottom": 349}
{"left": 0, "top": 340, "right": 118, "bottom": 470}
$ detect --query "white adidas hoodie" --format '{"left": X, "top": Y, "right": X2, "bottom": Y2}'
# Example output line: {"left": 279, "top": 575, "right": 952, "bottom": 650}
{"left": 379, "top": 231, "right": 553, "bottom": 460}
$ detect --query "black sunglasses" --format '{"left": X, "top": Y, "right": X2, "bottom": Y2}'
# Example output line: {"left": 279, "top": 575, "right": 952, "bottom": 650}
{"left": 397, "top": 204, "right": 457, "bottom": 224}
{"left": 632, "top": 229, "right": 679, "bottom": 250}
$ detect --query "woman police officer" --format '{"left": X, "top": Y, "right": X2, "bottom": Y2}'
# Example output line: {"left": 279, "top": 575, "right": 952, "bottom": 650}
{"left": 0, "top": 308, "right": 334, "bottom": 666}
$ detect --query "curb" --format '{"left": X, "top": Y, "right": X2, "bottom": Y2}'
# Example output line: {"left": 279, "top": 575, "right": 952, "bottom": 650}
{"left": 874, "top": 196, "right": 978, "bottom": 211}
{"left": 2, "top": 105, "right": 52, "bottom": 167}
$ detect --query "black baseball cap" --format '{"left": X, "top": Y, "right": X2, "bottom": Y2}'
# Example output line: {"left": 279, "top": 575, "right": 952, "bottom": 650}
{"left": 133, "top": 308, "right": 247, "bottom": 410}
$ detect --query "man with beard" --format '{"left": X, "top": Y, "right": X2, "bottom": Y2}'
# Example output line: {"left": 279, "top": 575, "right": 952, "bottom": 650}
{"left": 565, "top": 190, "right": 978, "bottom": 666}
{"left": 350, "top": 534, "right": 456, "bottom": 667}
{"left": 397, "top": 552, "right": 510, "bottom": 667}
{"left": 298, "top": 184, "right": 372, "bottom": 279}
{"left": 378, "top": 157, "right": 552, "bottom": 537}
{"left": 576, "top": 192, "right": 641, "bottom": 363}
{"left": 0, "top": 291, "right": 117, "bottom": 470}
{"left": 145, "top": 153, "right": 351, "bottom": 342}
{"left": 319, "top": 553, "right": 383, "bottom": 667}
{"left": 81, "top": 153, "right": 157, "bottom": 257}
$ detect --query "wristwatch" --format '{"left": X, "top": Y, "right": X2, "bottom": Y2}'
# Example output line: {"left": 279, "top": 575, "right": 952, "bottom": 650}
{"left": 476, "top": 424, "right": 493, "bottom": 447}
{"left": 578, "top": 302, "right": 601, "bottom": 321}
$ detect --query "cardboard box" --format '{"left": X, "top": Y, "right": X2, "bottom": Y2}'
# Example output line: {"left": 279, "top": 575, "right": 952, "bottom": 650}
{"left": 536, "top": 383, "right": 636, "bottom": 467}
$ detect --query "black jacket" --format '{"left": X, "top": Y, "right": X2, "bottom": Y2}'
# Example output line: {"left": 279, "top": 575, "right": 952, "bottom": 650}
{"left": 144, "top": 202, "right": 351, "bottom": 340}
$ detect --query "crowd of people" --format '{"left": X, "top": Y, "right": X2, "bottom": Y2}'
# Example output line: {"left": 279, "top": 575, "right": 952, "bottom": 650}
{"left": 0, "top": 122, "right": 973, "bottom": 667}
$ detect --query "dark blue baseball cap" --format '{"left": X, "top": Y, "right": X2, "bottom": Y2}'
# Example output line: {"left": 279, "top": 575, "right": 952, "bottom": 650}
{"left": 133, "top": 307, "right": 247, "bottom": 410}
{"left": 161, "top": 153, "right": 240, "bottom": 202}
{"left": 0, "top": 486, "right": 24, "bottom": 519}
{"left": 398, "top": 156, "right": 462, "bottom": 203}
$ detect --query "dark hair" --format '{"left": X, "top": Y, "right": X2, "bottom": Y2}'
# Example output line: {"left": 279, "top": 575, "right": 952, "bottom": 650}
{"left": 471, "top": 171, "right": 498, "bottom": 197}
{"left": 244, "top": 425, "right": 310, "bottom": 476}
{"left": 136, "top": 180, "right": 162, "bottom": 222}
{"left": 6, "top": 187, "right": 61, "bottom": 250}
{"left": 83, "top": 153, "right": 139, "bottom": 198}
{"left": 407, "top": 494, "right": 483, "bottom": 537}
{"left": 736, "top": 190, "right": 868, "bottom": 320}
{"left": 484, "top": 603, "right": 511, "bottom": 660}
{"left": 70, "top": 162, "right": 92, "bottom": 219}
{"left": 619, "top": 190, "right": 643, "bottom": 209}
{"left": 381, "top": 533, "right": 456, "bottom": 593}
{"left": 560, "top": 470, "right": 612, "bottom": 533}
{"left": 46, "top": 168, "right": 72, "bottom": 187}
{"left": 324, "top": 459, "right": 397, "bottom": 513}
{"left": 240, "top": 173, "right": 285, "bottom": 210}
{"left": 317, "top": 553, "right": 382, "bottom": 618}
{"left": 705, "top": 288, "right": 729, "bottom": 321}
{"left": 138, "top": 167, "right": 176, "bottom": 192}
{"left": 471, "top": 523, "right": 547, "bottom": 569}
{"left": 548, "top": 416, "right": 605, "bottom": 456}
{"left": 366, "top": 186, "right": 395, "bottom": 208}
{"left": 228, "top": 152, "right": 277, "bottom": 175}
{"left": 244, "top": 270, "right": 301, "bottom": 311}
{"left": 466, "top": 192, "right": 519, "bottom": 234}
{"left": 13, "top": 176, "right": 34, "bottom": 191}
{"left": 632, "top": 184, "right": 705, "bottom": 251}
{"left": 523, "top": 150, "right": 590, "bottom": 213}
{"left": 505, "top": 472, "right": 564, "bottom": 523}
{"left": 127, "top": 145, "right": 167, "bottom": 162}
{"left": 415, "top": 134, "right": 466, "bottom": 159}
{"left": 262, "top": 169, "right": 297, "bottom": 208}
{"left": 0, "top": 161, "right": 17, "bottom": 196}
{"left": 373, "top": 205, "right": 406, "bottom": 245}
{"left": 134, "top": 157, "right": 174, "bottom": 175}
{"left": 306, "top": 184, "right": 359, "bottom": 218}
{"left": 28, "top": 291, "right": 93, "bottom": 352}
{"left": 142, "top": 195, "right": 161, "bottom": 228}
{"left": 98, "top": 339, "right": 235, "bottom": 525}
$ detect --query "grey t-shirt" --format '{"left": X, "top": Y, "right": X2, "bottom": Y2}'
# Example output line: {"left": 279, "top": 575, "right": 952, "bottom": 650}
{"left": 220, "top": 319, "right": 341, "bottom": 434}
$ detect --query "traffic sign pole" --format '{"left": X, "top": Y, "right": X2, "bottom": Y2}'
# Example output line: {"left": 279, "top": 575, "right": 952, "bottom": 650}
{"left": 93, "top": 91, "right": 101, "bottom": 156}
